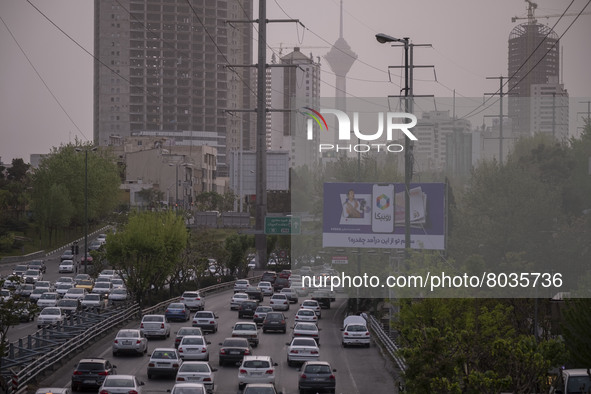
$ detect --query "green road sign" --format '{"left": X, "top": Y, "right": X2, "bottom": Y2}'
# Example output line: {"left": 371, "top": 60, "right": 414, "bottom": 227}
{"left": 265, "top": 216, "right": 301, "bottom": 235}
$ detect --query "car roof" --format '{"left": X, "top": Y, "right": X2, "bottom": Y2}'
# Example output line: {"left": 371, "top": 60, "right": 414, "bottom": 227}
{"left": 242, "top": 355, "right": 271, "bottom": 361}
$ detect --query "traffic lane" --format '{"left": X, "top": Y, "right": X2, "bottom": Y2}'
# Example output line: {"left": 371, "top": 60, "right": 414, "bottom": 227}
{"left": 39, "top": 290, "right": 397, "bottom": 393}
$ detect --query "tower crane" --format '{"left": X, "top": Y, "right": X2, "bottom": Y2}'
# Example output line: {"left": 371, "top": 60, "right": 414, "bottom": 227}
{"left": 512, "top": 0, "right": 591, "bottom": 23}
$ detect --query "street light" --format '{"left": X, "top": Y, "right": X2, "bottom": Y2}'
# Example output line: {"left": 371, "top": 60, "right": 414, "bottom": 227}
{"left": 75, "top": 146, "right": 98, "bottom": 274}
{"left": 376, "top": 33, "right": 412, "bottom": 255}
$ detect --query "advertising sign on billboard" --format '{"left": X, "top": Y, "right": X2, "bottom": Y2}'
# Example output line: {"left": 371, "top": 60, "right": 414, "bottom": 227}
{"left": 322, "top": 182, "right": 446, "bottom": 250}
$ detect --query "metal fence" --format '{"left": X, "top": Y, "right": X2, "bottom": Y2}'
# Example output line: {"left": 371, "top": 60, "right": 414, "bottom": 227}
{"left": 2, "top": 275, "right": 261, "bottom": 394}
{"left": 369, "top": 315, "right": 406, "bottom": 372}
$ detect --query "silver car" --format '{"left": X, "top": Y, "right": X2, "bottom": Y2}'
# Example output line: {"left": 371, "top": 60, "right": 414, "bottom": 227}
{"left": 112, "top": 329, "right": 148, "bottom": 356}
{"left": 37, "top": 307, "right": 64, "bottom": 328}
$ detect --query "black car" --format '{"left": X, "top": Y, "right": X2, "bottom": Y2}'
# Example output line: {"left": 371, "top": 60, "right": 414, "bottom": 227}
{"left": 71, "top": 358, "right": 116, "bottom": 391}
{"left": 262, "top": 312, "right": 287, "bottom": 333}
{"left": 218, "top": 337, "right": 252, "bottom": 366}
{"left": 273, "top": 277, "right": 290, "bottom": 292}
{"left": 245, "top": 286, "right": 264, "bottom": 302}
{"left": 260, "top": 271, "right": 277, "bottom": 284}
{"left": 238, "top": 300, "right": 259, "bottom": 319}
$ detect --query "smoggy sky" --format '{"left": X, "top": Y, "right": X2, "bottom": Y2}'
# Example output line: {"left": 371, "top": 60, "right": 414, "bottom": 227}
{"left": 1, "top": 0, "right": 590, "bottom": 163}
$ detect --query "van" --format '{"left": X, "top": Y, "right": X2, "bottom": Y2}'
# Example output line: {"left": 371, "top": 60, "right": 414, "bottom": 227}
{"left": 342, "top": 315, "right": 367, "bottom": 330}
{"left": 549, "top": 368, "right": 591, "bottom": 394}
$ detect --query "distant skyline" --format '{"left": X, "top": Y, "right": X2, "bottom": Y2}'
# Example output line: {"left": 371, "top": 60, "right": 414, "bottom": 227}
{"left": 1, "top": 0, "right": 590, "bottom": 163}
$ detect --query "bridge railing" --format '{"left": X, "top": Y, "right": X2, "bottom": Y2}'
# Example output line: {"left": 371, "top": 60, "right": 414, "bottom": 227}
{"left": 3, "top": 275, "right": 261, "bottom": 394}
{"left": 368, "top": 315, "right": 406, "bottom": 372}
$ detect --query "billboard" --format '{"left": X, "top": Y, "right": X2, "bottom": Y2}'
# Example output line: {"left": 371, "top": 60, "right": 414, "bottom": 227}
{"left": 322, "top": 182, "right": 446, "bottom": 250}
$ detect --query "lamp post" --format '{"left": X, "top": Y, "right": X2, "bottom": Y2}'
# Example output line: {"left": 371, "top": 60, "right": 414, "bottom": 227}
{"left": 376, "top": 33, "right": 412, "bottom": 255}
{"left": 169, "top": 162, "right": 179, "bottom": 210}
{"left": 75, "top": 146, "right": 97, "bottom": 274}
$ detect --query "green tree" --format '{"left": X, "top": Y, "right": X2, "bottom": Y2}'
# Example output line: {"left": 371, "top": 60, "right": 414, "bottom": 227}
{"left": 31, "top": 143, "right": 120, "bottom": 243}
{"left": 561, "top": 298, "right": 591, "bottom": 367}
{"left": 105, "top": 210, "right": 188, "bottom": 306}
{"left": 224, "top": 233, "right": 253, "bottom": 277}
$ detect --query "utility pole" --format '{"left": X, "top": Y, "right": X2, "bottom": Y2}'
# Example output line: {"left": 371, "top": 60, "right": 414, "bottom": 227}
{"left": 377, "top": 34, "right": 433, "bottom": 255}
{"left": 485, "top": 76, "right": 506, "bottom": 164}
{"left": 226, "top": 1, "right": 300, "bottom": 269}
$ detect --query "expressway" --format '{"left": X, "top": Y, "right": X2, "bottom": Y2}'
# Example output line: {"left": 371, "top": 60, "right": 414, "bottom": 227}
{"left": 35, "top": 288, "right": 397, "bottom": 393}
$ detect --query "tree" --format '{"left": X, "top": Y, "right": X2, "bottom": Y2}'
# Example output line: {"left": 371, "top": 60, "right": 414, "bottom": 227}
{"left": 105, "top": 211, "right": 188, "bottom": 306}
{"left": 560, "top": 298, "right": 591, "bottom": 367}
{"left": 31, "top": 143, "right": 120, "bottom": 241}
{"left": 224, "top": 233, "right": 254, "bottom": 277}
{"left": 137, "top": 187, "right": 165, "bottom": 210}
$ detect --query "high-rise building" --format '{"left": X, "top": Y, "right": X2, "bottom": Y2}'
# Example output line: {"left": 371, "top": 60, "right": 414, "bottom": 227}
{"left": 268, "top": 47, "right": 321, "bottom": 168}
{"left": 507, "top": 6, "right": 561, "bottom": 136}
{"left": 94, "top": 0, "right": 254, "bottom": 176}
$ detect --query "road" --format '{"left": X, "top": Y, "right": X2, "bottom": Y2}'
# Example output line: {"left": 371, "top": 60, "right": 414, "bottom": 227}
{"left": 36, "top": 289, "right": 397, "bottom": 393}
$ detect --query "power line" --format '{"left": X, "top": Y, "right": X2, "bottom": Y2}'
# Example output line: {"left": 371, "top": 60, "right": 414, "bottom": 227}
{"left": 460, "top": 0, "right": 585, "bottom": 120}
{"left": 0, "top": 14, "right": 88, "bottom": 141}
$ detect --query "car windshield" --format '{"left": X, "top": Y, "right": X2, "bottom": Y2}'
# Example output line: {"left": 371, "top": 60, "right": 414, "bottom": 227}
{"left": 567, "top": 376, "right": 591, "bottom": 392}
{"left": 256, "top": 307, "right": 272, "bottom": 312}
{"left": 57, "top": 284, "right": 71, "bottom": 289}
{"left": 112, "top": 289, "right": 127, "bottom": 294}
{"left": 304, "top": 365, "right": 331, "bottom": 374}
{"left": 40, "top": 293, "right": 56, "bottom": 299}
{"left": 169, "top": 303, "right": 185, "bottom": 309}
{"left": 182, "top": 337, "right": 204, "bottom": 345}
{"left": 303, "top": 302, "right": 317, "bottom": 307}
{"left": 58, "top": 300, "right": 77, "bottom": 306}
{"left": 69, "top": 288, "right": 84, "bottom": 294}
{"left": 42, "top": 309, "right": 60, "bottom": 315}
{"left": 143, "top": 316, "right": 164, "bottom": 322}
{"left": 77, "top": 362, "right": 106, "bottom": 371}
{"left": 178, "top": 328, "right": 202, "bottom": 336}
{"left": 172, "top": 388, "right": 204, "bottom": 394}
{"left": 295, "top": 324, "right": 316, "bottom": 331}
{"left": 243, "top": 360, "right": 270, "bottom": 368}
{"left": 25, "top": 270, "right": 39, "bottom": 275}
{"left": 266, "top": 313, "right": 283, "bottom": 320}
{"left": 223, "top": 339, "right": 248, "bottom": 347}
{"left": 104, "top": 378, "right": 134, "bottom": 388}
{"left": 292, "top": 339, "right": 316, "bottom": 346}
{"left": 183, "top": 292, "right": 199, "bottom": 298}
{"left": 152, "top": 351, "right": 177, "bottom": 359}
{"left": 347, "top": 325, "right": 368, "bottom": 332}
{"left": 234, "top": 324, "right": 255, "bottom": 331}
{"left": 85, "top": 294, "right": 100, "bottom": 300}
{"left": 299, "top": 310, "right": 314, "bottom": 316}
{"left": 117, "top": 331, "right": 139, "bottom": 338}
{"left": 180, "top": 363, "right": 210, "bottom": 373}
{"left": 234, "top": 294, "right": 247, "bottom": 299}
{"left": 194, "top": 312, "right": 213, "bottom": 318}
{"left": 78, "top": 280, "right": 93, "bottom": 286}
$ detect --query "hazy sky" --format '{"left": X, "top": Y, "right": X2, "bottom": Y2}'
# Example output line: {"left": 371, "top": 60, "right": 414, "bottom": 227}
{"left": 1, "top": 0, "right": 590, "bottom": 163}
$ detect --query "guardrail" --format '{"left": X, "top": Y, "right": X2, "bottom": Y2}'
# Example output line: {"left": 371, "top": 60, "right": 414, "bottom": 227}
{"left": 369, "top": 315, "right": 406, "bottom": 372}
{"left": 4, "top": 275, "right": 262, "bottom": 393}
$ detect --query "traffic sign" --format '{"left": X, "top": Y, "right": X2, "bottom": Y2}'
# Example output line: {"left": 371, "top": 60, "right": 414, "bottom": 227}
{"left": 332, "top": 255, "right": 348, "bottom": 265}
{"left": 265, "top": 216, "right": 301, "bottom": 234}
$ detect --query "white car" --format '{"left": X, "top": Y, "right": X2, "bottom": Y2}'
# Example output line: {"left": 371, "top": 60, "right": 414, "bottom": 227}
{"left": 24, "top": 269, "right": 42, "bottom": 284}
{"left": 178, "top": 335, "right": 210, "bottom": 361}
{"left": 342, "top": 323, "right": 371, "bottom": 347}
{"left": 147, "top": 348, "right": 182, "bottom": 379}
{"left": 92, "top": 281, "right": 113, "bottom": 297}
{"left": 257, "top": 281, "right": 274, "bottom": 296}
{"left": 293, "top": 322, "right": 320, "bottom": 344}
{"left": 269, "top": 294, "right": 290, "bottom": 311}
{"left": 231, "top": 322, "right": 259, "bottom": 347}
{"left": 98, "top": 375, "right": 144, "bottom": 394}
{"left": 81, "top": 293, "right": 105, "bottom": 310}
{"left": 96, "top": 234, "right": 107, "bottom": 245}
{"left": 64, "top": 287, "right": 87, "bottom": 300}
{"left": 237, "top": 356, "right": 278, "bottom": 390}
{"left": 58, "top": 260, "right": 75, "bottom": 273}
{"left": 175, "top": 361, "right": 216, "bottom": 393}
{"left": 55, "top": 283, "right": 74, "bottom": 297}
{"left": 294, "top": 308, "right": 318, "bottom": 324}
{"left": 37, "top": 292, "right": 59, "bottom": 308}
{"left": 140, "top": 314, "right": 171, "bottom": 339}
{"left": 112, "top": 329, "right": 148, "bottom": 356}
{"left": 34, "top": 281, "right": 52, "bottom": 292}
{"left": 55, "top": 277, "right": 74, "bottom": 287}
{"left": 286, "top": 337, "right": 320, "bottom": 366}
{"left": 37, "top": 307, "right": 64, "bottom": 328}
{"left": 0, "top": 289, "right": 12, "bottom": 302}
{"left": 169, "top": 383, "right": 206, "bottom": 394}
{"left": 300, "top": 300, "right": 322, "bottom": 318}
{"left": 192, "top": 311, "right": 218, "bottom": 333}
{"left": 108, "top": 288, "right": 129, "bottom": 302}
{"left": 110, "top": 278, "right": 125, "bottom": 289}
{"left": 180, "top": 291, "right": 205, "bottom": 311}
{"left": 233, "top": 279, "right": 250, "bottom": 293}
{"left": 230, "top": 293, "right": 249, "bottom": 310}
